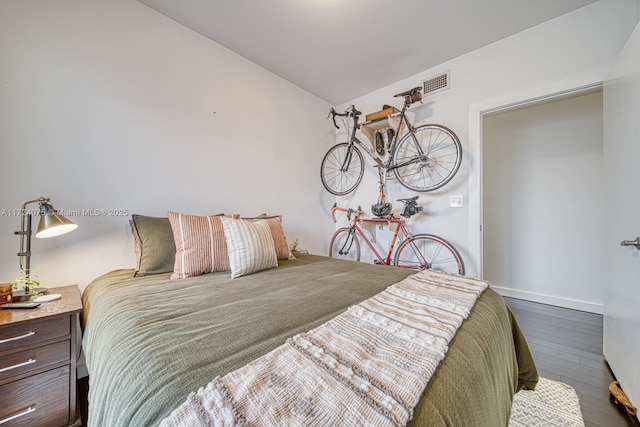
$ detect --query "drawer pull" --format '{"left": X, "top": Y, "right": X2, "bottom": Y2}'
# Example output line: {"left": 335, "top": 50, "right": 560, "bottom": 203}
{"left": 0, "top": 406, "right": 36, "bottom": 424}
{"left": 0, "top": 358, "right": 37, "bottom": 373}
{"left": 0, "top": 331, "right": 35, "bottom": 344}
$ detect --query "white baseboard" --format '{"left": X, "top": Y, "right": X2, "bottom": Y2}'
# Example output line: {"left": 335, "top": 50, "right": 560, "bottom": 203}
{"left": 492, "top": 286, "right": 603, "bottom": 314}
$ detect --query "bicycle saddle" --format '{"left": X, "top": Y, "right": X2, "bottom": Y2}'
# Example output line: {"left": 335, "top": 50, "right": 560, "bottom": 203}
{"left": 393, "top": 87, "right": 422, "bottom": 98}
{"left": 399, "top": 196, "right": 423, "bottom": 218}
{"left": 397, "top": 196, "right": 420, "bottom": 203}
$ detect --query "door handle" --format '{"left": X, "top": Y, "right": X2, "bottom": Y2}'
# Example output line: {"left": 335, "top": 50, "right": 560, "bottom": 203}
{"left": 620, "top": 237, "right": 640, "bottom": 249}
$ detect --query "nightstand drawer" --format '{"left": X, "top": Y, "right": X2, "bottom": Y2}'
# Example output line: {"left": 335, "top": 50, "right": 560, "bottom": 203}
{"left": 0, "top": 316, "right": 69, "bottom": 353}
{"left": 0, "top": 365, "right": 70, "bottom": 427}
{"left": 0, "top": 339, "right": 70, "bottom": 382}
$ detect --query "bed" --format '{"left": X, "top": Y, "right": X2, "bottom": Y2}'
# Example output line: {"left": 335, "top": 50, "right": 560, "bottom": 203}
{"left": 81, "top": 253, "right": 538, "bottom": 427}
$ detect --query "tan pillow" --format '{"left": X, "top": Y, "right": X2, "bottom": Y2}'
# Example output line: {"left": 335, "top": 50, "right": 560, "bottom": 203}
{"left": 242, "top": 215, "right": 295, "bottom": 260}
{"left": 167, "top": 212, "right": 238, "bottom": 279}
{"left": 220, "top": 217, "right": 278, "bottom": 279}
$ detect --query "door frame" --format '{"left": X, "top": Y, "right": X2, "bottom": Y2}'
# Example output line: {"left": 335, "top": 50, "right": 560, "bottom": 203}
{"left": 468, "top": 80, "right": 602, "bottom": 311}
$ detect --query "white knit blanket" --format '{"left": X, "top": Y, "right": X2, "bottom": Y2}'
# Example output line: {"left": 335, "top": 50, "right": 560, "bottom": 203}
{"left": 161, "top": 270, "right": 488, "bottom": 427}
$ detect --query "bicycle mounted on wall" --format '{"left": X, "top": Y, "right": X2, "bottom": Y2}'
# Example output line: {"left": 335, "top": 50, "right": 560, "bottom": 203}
{"left": 321, "top": 87, "right": 463, "bottom": 206}
{"left": 323, "top": 88, "right": 465, "bottom": 272}
{"left": 329, "top": 196, "right": 465, "bottom": 275}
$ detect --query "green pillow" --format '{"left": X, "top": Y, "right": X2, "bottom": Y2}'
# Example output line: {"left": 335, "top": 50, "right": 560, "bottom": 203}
{"left": 130, "top": 214, "right": 176, "bottom": 276}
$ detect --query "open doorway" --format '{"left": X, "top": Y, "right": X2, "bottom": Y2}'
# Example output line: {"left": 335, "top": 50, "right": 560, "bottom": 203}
{"left": 482, "top": 89, "right": 604, "bottom": 313}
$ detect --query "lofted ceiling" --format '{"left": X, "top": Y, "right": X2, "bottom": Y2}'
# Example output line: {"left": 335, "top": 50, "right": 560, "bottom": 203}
{"left": 137, "top": 0, "right": 597, "bottom": 105}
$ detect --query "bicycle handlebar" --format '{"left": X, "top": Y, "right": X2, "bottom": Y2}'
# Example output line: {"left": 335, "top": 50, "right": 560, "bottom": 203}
{"left": 331, "top": 204, "right": 349, "bottom": 222}
{"left": 328, "top": 88, "right": 419, "bottom": 130}
{"left": 330, "top": 204, "right": 363, "bottom": 222}
{"left": 327, "top": 105, "right": 361, "bottom": 129}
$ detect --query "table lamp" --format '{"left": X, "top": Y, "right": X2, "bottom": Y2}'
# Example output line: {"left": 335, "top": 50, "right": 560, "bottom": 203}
{"left": 14, "top": 197, "right": 77, "bottom": 293}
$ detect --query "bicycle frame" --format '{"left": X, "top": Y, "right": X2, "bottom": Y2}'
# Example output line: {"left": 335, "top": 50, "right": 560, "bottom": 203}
{"left": 323, "top": 86, "right": 462, "bottom": 196}
{"left": 351, "top": 217, "right": 407, "bottom": 266}
{"left": 332, "top": 206, "right": 428, "bottom": 268}
{"left": 346, "top": 101, "right": 422, "bottom": 174}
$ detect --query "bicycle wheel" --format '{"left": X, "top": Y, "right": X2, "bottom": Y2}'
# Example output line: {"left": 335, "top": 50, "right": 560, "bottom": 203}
{"left": 321, "top": 142, "right": 364, "bottom": 195}
{"left": 329, "top": 227, "right": 360, "bottom": 261}
{"left": 392, "top": 124, "right": 462, "bottom": 192}
{"left": 394, "top": 234, "right": 464, "bottom": 274}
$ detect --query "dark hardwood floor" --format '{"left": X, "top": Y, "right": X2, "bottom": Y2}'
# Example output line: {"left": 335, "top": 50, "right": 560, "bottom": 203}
{"left": 504, "top": 297, "right": 639, "bottom": 427}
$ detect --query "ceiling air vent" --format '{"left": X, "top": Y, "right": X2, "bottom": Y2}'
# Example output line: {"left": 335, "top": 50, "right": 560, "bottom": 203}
{"left": 422, "top": 71, "right": 450, "bottom": 96}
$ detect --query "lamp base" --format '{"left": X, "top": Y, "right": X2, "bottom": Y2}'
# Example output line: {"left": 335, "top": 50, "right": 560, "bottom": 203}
{"left": 12, "top": 287, "right": 49, "bottom": 302}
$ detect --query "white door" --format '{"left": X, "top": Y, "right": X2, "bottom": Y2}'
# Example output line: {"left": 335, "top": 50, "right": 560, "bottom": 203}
{"left": 603, "top": 21, "right": 640, "bottom": 409}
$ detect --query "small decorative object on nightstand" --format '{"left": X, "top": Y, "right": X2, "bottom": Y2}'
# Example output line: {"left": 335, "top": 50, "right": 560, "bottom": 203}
{"left": 0, "top": 285, "right": 82, "bottom": 426}
{"left": 0, "top": 283, "right": 12, "bottom": 305}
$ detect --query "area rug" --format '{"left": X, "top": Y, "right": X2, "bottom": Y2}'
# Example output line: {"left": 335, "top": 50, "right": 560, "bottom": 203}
{"left": 509, "top": 377, "right": 585, "bottom": 426}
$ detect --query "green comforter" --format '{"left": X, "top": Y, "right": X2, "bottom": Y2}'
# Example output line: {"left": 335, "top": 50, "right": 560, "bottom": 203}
{"left": 82, "top": 254, "right": 537, "bottom": 427}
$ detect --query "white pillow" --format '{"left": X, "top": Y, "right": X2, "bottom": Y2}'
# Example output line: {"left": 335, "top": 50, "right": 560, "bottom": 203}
{"left": 220, "top": 217, "right": 278, "bottom": 278}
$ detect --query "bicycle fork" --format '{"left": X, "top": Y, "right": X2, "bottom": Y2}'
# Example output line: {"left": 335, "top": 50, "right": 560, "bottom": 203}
{"left": 338, "top": 228, "right": 357, "bottom": 256}
{"left": 340, "top": 144, "right": 358, "bottom": 172}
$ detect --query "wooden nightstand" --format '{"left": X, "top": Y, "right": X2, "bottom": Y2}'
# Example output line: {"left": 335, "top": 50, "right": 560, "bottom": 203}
{"left": 0, "top": 285, "right": 82, "bottom": 427}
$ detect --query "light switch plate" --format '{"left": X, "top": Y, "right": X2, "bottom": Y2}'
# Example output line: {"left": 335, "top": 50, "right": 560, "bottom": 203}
{"left": 450, "top": 195, "right": 463, "bottom": 208}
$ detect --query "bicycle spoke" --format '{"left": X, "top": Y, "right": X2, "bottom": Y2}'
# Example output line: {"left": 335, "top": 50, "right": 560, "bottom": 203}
{"left": 424, "top": 129, "right": 451, "bottom": 154}
{"left": 430, "top": 242, "right": 447, "bottom": 265}
{"left": 395, "top": 161, "right": 444, "bottom": 191}
{"left": 394, "top": 235, "right": 464, "bottom": 274}
{"left": 393, "top": 125, "right": 462, "bottom": 192}
{"left": 430, "top": 256, "right": 458, "bottom": 267}
{"left": 402, "top": 163, "right": 437, "bottom": 190}
{"left": 321, "top": 143, "right": 364, "bottom": 195}
{"left": 324, "top": 167, "right": 360, "bottom": 191}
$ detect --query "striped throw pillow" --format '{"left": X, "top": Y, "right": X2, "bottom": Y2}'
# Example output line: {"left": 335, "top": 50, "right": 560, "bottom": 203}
{"left": 220, "top": 217, "right": 278, "bottom": 279}
{"left": 168, "top": 212, "right": 237, "bottom": 279}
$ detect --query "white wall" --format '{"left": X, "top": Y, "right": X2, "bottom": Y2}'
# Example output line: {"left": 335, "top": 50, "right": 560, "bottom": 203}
{"left": 483, "top": 91, "right": 603, "bottom": 313}
{"left": 334, "top": 0, "right": 637, "bottom": 284}
{"left": 0, "top": 0, "right": 334, "bottom": 290}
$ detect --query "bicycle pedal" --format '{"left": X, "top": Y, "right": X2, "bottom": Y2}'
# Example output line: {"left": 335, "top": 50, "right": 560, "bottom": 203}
{"left": 373, "top": 260, "right": 383, "bottom": 265}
